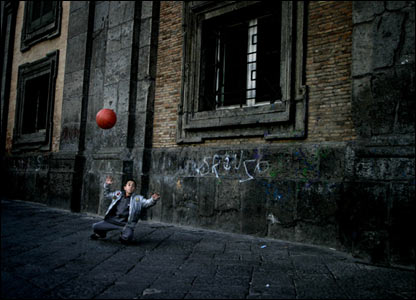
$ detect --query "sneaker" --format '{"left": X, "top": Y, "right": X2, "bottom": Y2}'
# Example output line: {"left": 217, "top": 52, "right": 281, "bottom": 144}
{"left": 90, "top": 233, "right": 103, "bottom": 240}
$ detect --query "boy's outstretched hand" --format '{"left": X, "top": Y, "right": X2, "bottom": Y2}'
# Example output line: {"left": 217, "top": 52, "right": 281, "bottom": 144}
{"left": 106, "top": 176, "right": 113, "bottom": 185}
{"left": 151, "top": 193, "right": 160, "bottom": 201}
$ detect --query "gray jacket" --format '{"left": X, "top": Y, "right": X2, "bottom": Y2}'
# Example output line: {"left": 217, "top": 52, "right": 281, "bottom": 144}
{"left": 103, "top": 183, "right": 157, "bottom": 228}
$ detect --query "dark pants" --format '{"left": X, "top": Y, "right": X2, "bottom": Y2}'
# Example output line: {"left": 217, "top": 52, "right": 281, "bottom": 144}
{"left": 92, "top": 220, "right": 134, "bottom": 241}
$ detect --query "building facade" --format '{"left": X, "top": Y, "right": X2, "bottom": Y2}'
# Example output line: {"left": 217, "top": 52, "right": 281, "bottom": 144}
{"left": 1, "top": 1, "right": 415, "bottom": 266}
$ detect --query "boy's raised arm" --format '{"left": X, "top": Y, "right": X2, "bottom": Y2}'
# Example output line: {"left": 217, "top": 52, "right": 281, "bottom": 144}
{"left": 103, "top": 176, "right": 114, "bottom": 198}
{"left": 142, "top": 193, "right": 160, "bottom": 208}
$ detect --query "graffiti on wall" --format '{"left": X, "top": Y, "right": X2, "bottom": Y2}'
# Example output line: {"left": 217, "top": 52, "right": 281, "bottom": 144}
{"left": 11, "top": 155, "right": 45, "bottom": 172}
{"left": 262, "top": 145, "right": 333, "bottom": 202}
{"left": 175, "top": 146, "right": 337, "bottom": 202}
{"left": 180, "top": 150, "right": 270, "bottom": 183}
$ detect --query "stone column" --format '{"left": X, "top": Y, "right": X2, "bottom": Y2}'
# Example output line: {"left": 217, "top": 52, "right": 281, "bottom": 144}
{"left": 1, "top": 1, "right": 18, "bottom": 156}
{"left": 53, "top": 1, "right": 160, "bottom": 214}
{"left": 348, "top": 1, "right": 415, "bottom": 264}
{"left": 49, "top": 1, "right": 94, "bottom": 211}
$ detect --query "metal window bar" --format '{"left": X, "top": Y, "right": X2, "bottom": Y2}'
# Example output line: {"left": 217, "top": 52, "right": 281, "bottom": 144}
{"left": 214, "top": 17, "right": 275, "bottom": 109}
{"left": 215, "top": 32, "right": 225, "bottom": 108}
{"left": 246, "top": 19, "right": 257, "bottom": 107}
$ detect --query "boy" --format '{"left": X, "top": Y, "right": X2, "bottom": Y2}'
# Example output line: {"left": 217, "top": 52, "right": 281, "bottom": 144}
{"left": 90, "top": 176, "right": 160, "bottom": 244}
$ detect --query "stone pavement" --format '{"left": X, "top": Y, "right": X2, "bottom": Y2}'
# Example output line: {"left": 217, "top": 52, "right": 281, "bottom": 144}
{"left": 1, "top": 199, "right": 414, "bottom": 299}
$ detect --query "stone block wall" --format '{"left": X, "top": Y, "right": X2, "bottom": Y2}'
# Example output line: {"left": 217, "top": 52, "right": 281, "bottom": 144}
{"left": 146, "top": 144, "right": 349, "bottom": 252}
{"left": 347, "top": 1, "right": 415, "bottom": 264}
{"left": 147, "top": 1, "right": 415, "bottom": 265}
{"left": 1, "top": 1, "right": 70, "bottom": 209}
{"left": 150, "top": 1, "right": 355, "bottom": 245}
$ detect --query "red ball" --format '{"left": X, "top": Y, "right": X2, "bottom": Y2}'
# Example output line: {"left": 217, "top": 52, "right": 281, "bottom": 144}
{"left": 96, "top": 108, "right": 117, "bottom": 129}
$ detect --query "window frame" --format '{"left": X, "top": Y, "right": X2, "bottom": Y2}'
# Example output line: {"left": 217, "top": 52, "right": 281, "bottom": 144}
{"left": 13, "top": 50, "right": 59, "bottom": 152}
{"left": 178, "top": 1, "right": 307, "bottom": 144}
{"left": 199, "top": 4, "right": 283, "bottom": 110}
{"left": 20, "top": 1, "right": 62, "bottom": 52}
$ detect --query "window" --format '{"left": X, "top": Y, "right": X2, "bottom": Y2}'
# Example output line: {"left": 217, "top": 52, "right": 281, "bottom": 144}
{"left": 178, "top": 1, "right": 307, "bottom": 143}
{"left": 200, "top": 3, "right": 282, "bottom": 110}
{"left": 21, "top": 1, "right": 62, "bottom": 52}
{"left": 13, "top": 50, "right": 59, "bottom": 151}
{"left": 21, "top": 73, "right": 50, "bottom": 135}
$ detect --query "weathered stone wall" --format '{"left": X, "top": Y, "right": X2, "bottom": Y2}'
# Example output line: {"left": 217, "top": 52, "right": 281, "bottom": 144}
{"left": 2, "top": 1, "right": 160, "bottom": 212}
{"left": 146, "top": 143, "right": 349, "bottom": 251}
{"left": 2, "top": 1, "right": 70, "bottom": 208}
{"left": 348, "top": 1, "right": 415, "bottom": 264}
{"left": 149, "top": 0, "right": 351, "bottom": 249}
{"left": 352, "top": 1, "right": 415, "bottom": 138}
{"left": 47, "top": 1, "right": 94, "bottom": 211}
{"left": 146, "top": 1, "right": 415, "bottom": 265}
{"left": 145, "top": 140, "right": 414, "bottom": 264}
{"left": 54, "top": 1, "right": 160, "bottom": 214}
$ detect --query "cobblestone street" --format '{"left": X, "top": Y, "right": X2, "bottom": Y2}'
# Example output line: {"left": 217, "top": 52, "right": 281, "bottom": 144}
{"left": 1, "top": 199, "right": 415, "bottom": 299}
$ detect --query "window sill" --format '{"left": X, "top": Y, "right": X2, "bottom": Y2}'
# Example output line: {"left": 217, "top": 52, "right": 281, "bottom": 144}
{"left": 12, "top": 132, "right": 50, "bottom": 152}
{"left": 185, "top": 101, "right": 289, "bottom": 130}
{"left": 21, "top": 21, "right": 61, "bottom": 52}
